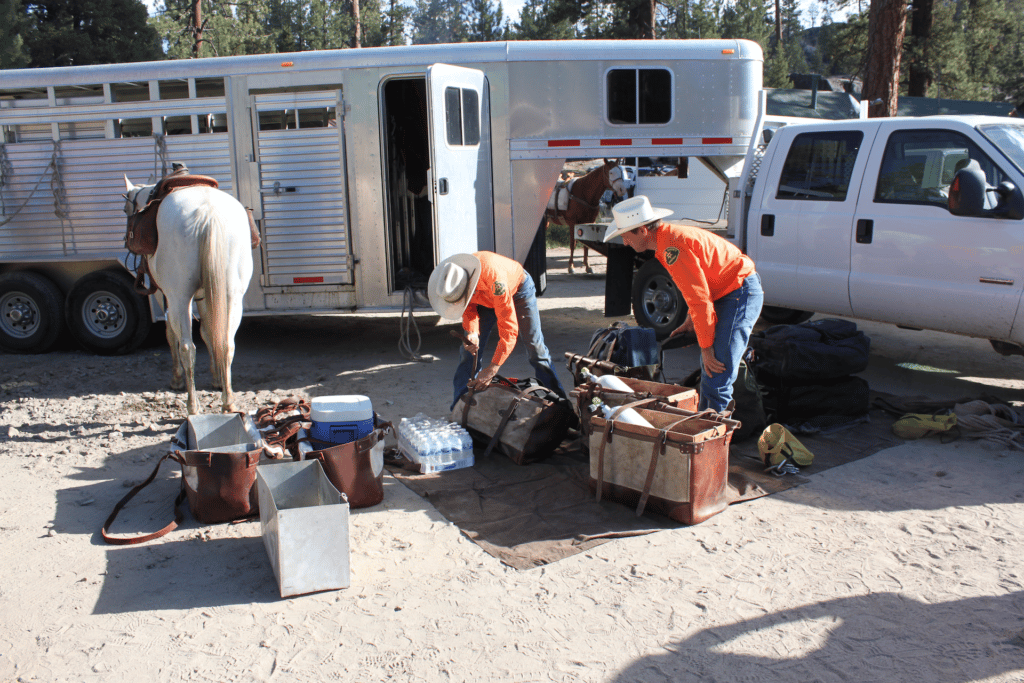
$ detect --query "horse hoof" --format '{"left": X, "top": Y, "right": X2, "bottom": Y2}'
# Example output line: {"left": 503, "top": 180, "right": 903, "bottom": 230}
{"left": 568, "top": 266, "right": 575, "bottom": 274}
{"left": 170, "top": 379, "right": 185, "bottom": 390}
{"left": 586, "top": 267, "right": 594, "bottom": 274}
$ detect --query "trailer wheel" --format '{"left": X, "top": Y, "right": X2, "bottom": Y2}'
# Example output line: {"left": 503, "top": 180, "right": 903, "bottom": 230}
{"left": 66, "top": 271, "right": 152, "bottom": 355}
{"left": 0, "top": 272, "right": 65, "bottom": 354}
{"left": 760, "top": 306, "right": 814, "bottom": 325}
{"left": 631, "top": 259, "right": 687, "bottom": 340}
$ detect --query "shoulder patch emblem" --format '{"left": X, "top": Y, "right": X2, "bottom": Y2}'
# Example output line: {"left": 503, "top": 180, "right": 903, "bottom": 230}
{"left": 494, "top": 281, "right": 507, "bottom": 296}
{"left": 664, "top": 247, "right": 680, "bottom": 266}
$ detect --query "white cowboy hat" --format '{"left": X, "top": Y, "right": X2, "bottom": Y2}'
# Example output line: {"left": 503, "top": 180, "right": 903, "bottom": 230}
{"left": 604, "top": 195, "right": 673, "bottom": 242}
{"left": 427, "top": 253, "right": 483, "bottom": 320}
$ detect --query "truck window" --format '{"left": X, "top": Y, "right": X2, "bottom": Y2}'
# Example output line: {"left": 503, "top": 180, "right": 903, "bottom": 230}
{"left": 444, "top": 86, "right": 480, "bottom": 146}
{"left": 776, "top": 131, "right": 863, "bottom": 201}
{"left": 606, "top": 68, "right": 671, "bottom": 125}
{"left": 875, "top": 129, "right": 1006, "bottom": 207}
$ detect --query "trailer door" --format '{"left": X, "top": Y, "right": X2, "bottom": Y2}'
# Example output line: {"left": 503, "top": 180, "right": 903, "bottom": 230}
{"left": 426, "top": 64, "right": 491, "bottom": 262}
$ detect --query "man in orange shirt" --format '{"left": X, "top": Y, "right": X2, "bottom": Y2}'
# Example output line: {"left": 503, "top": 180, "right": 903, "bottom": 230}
{"left": 428, "top": 251, "right": 566, "bottom": 408}
{"left": 605, "top": 195, "right": 763, "bottom": 413}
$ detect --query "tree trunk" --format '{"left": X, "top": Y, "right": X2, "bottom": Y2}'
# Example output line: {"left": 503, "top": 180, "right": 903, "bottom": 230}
{"left": 637, "top": 0, "right": 656, "bottom": 39}
{"left": 907, "top": 0, "right": 933, "bottom": 97}
{"left": 352, "top": 0, "right": 362, "bottom": 48}
{"left": 191, "top": 0, "right": 202, "bottom": 58}
{"left": 775, "top": 0, "right": 782, "bottom": 46}
{"left": 862, "top": 0, "right": 908, "bottom": 117}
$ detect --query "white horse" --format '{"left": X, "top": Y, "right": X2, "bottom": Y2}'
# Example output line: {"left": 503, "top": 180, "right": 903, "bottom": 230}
{"left": 123, "top": 177, "right": 254, "bottom": 415}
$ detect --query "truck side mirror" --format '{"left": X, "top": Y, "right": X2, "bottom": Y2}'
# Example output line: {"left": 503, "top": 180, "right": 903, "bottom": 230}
{"left": 947, "top": 160, "right": 988, "bottom": 216}
{"left": 994, "top": 181, "right": 1024, "bottom": 220}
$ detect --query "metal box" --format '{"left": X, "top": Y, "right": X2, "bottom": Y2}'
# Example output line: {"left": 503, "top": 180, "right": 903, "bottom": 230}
{"left": 184, "top": 413, "right": 262, "bottom": 450}
{"left": 256, "top": 459, "right": 351, "bottom": 598}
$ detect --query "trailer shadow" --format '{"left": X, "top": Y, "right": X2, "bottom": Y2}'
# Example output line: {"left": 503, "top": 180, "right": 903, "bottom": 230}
{"left": 607, "top": 591, "right": 1024, "bottom": 683}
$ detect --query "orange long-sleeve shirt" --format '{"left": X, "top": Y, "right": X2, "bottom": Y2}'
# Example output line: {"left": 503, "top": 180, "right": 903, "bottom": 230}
{"left": 462, "top": 252, "right": 526, "bottom": 367}
{"left": 655, "top": 224, "right": 755, "bottom": 349}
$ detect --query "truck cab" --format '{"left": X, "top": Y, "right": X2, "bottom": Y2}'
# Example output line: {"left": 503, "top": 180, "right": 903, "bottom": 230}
{"left": 746, "top": 115, "right": 1024, "bottom": 348}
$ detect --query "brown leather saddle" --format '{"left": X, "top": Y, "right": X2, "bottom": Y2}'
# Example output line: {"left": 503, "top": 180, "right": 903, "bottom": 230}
{"left": 125, "top": 165, "right": 260, "bottom": 295}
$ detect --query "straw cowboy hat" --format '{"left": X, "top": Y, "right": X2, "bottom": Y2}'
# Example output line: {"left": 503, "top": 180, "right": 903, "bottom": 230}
{"left": 427, "top": 253, "right": 482, "bottom": 320}
{"left": 604, "top": 195, "right": 673, "bottom": 242}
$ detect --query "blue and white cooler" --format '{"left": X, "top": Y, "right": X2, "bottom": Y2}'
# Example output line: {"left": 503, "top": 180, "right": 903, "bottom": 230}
{"left": 310, "top": 395, "right": 374, "bottom": 445}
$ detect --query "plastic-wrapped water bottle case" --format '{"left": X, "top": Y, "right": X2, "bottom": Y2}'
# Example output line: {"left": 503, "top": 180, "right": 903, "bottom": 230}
{"left": 397, "top": 414, "right": 475, "bottom": 473}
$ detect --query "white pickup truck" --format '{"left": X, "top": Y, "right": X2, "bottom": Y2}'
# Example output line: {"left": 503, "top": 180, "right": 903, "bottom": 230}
{"left": 591, "top": 113, "right": 1024, "bottom": 355}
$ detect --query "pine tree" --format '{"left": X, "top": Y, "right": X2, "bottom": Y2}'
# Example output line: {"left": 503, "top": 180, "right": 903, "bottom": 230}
{"left": 22, "top": 0, "right": 163, "bottom": 67}
{"left": 1, "top": 0, "right": 30, "bottom": 68}
{"left": 411, "top": 0, "right": 468, "bottom": 43}
{"left": 512, "top": 0, "right": 580, "bottom": 38}
{"left": 466, "top": 0, "right": 506, "bottom": 41}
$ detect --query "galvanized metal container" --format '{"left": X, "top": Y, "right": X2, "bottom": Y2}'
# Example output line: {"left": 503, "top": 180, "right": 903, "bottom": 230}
{"left": 256, "top": 459, "right": 351, "bottom": 598}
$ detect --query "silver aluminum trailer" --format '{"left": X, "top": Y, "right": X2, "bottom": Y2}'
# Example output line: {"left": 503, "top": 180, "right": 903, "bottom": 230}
{"left": 0, "top": 38, "right": 762, "bottom": 354}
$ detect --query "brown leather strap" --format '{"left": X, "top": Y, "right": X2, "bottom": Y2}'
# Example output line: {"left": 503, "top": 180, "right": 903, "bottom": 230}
{"left": 637, "top": 429, "right": 669, "bottom": 517}
{"left": 634, "top": 415, "right": 695, "bottom": 517}
{"left": 101, "top": 452, "right": 184, "bottom": 545}
{"left": 482, "top": 386, "right": 529, "bottom": 458}
{"left": 595, "top": 417, "right": 615, "bottom": 502}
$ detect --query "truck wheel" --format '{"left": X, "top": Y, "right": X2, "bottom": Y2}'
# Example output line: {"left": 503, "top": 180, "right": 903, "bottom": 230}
{"left": 631, "top": 259, "right": 687, "bottom": 340}
{"left": 66, "top": 271, "right": 152, "bottom": 355}
{"left": 760, "top": 306, "right": 814, "bottom": 325}
{"left": 0, "top": 272, "right": 65, "bottom": 354}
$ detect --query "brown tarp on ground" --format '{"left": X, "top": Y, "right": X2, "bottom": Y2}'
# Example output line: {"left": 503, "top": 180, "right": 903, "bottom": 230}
{"left": 387, "top": 397, "right": 925, "bottom": 570}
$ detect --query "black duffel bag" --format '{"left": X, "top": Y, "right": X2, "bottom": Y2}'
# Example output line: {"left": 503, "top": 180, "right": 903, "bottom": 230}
{"left": 759, "top": 375, "right": 871, "bottom": 425}
{"left": 749, "top": 318, "right": 870, "bottom": 382}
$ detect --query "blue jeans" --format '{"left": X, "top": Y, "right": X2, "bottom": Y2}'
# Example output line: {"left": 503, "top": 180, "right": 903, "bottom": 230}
{"left": 699, "top": 273, "right": 764, "bottom": 413}
{"left": 452, "top": 273, "right": 566, "bottom": 408}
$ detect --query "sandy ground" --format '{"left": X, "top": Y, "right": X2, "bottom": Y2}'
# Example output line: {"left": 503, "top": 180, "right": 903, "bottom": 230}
{"left": 2, "top": 247, "right": 1024, "bottom": 682}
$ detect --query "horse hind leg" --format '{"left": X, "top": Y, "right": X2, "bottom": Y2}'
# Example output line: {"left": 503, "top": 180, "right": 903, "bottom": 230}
{"left": 196, "top": 299, "right": 222, "bottom": 391}
{"left": 584, "top": 244, "right": 593, "bottom": 274}
{"left": 567, "top": 227, "right": 576, "bottom": 274}
{"left": 166, "top": 301, "right": 199, "bottom": 415}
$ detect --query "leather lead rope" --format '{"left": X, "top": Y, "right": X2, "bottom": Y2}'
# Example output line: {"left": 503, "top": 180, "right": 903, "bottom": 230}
{"left": 101, "top": 452, "right": 185, "bottom": 545}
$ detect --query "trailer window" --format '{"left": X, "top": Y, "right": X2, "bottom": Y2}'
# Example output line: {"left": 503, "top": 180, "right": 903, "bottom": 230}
{"left": 607, "top": 68, "right": 672, "bottom": 125}
{"left": 258, "top": 107, "right": 337, "bottom": 131}
{"left": 776, "top": 131, "right": 863, "bottom": 201}
{"left": 875, "top": 129, "right": 1006, "bottom": 207}
{"left": 444, "top": 87, "right": 480, "bottom": 147}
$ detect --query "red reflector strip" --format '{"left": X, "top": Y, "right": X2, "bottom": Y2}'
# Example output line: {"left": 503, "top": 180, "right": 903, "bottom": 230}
{"left": 600, "top": 138, "right": 631, "bottom": 146}
{"left": 293, "top": 276, "right": 324, "bottom": 284}
{"left": 547, "top": 140, "right": 580, "bottom": 147}
{"left": 652, "top": 138, "right": 683, "bottom": 145}
{"left": 702, "top": 137, "right": 733, "bottom": 144}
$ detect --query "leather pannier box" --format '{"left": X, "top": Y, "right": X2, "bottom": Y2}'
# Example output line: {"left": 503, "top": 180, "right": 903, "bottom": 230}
{"left": 588, "top": 403, "right": 739, "bottom": 525}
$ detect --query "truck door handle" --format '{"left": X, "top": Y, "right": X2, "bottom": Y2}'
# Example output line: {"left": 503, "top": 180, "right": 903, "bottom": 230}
{"left": 760, "top": 214, "right": 775, "bottom": 236}
{"left": 438, "top": 178, "right": 449, "bottom": 195}
{"left": 856, "top": 219, "right": 873, "bottom": 244}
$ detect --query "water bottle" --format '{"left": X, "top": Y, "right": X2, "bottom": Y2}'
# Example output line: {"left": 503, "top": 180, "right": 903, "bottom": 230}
{"left": 580, "top": 366, "right": 635, "bottom": 394}
{"left": 591, "top": 398, "right": 654, "bottom": 428}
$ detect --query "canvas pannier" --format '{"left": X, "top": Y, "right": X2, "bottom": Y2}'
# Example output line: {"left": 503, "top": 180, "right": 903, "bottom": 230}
{"left": 450, "top": 377, "right": 575, "bottom": 465}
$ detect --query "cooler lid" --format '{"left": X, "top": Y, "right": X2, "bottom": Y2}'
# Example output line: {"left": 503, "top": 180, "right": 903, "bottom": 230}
{"left": 310, "top": 395, "right": 373, "bottom": 422}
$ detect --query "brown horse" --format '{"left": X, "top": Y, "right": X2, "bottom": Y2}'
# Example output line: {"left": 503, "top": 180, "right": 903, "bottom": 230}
{"left": 546, "top": 159, "right": 628, "bottom": 274}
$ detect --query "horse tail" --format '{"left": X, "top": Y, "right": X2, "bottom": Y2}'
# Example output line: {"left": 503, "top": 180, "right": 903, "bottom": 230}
{"left": 197, "top": 197, "right": 230, "bottom": 379}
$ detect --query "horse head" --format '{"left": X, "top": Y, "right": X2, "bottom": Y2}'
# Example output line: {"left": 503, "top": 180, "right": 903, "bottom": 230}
{"left": 123, "top": 176, "right": 156, "bottom": 217}
{"left": 603, "top": 159, "right": 629, "bottom": 200}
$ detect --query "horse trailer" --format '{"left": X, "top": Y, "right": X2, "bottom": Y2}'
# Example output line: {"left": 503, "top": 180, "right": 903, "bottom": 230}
{"left": 0, "top": 39, "right": 762, "bottom": 354}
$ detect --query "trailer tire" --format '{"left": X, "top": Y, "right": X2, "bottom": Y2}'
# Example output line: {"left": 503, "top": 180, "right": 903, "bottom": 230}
{"left": 66, "top": 271, "right": 152, "bottom": 355}
{"left": 631, "top": 258, "right": 687, "bottom": 340}
{"left": 759, "top": 306, "right": 814, "bottom": 325}
{"left": 0, "top": 272, "right": 66, "bottom": 354}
